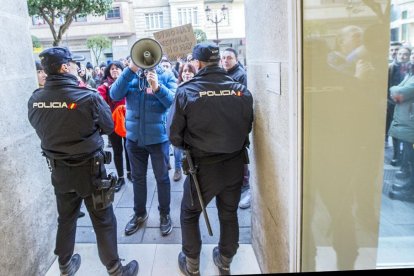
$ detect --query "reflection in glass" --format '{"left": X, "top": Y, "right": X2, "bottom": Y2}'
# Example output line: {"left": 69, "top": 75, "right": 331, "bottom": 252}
{"left": 302, "top": 0, "right": 391, "bottom": 271}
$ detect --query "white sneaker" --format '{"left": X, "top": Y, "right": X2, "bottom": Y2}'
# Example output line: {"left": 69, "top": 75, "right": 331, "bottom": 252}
{"left": 239, "top": 190, "right": 251, "bottom": 209}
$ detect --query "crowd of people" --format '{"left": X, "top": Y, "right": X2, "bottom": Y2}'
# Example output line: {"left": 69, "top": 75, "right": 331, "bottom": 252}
{"left": 386, "top": 41, "right": 414, "bottom": 201}
{"left": 31, "top": 42, "right": 253, "bottom": 276}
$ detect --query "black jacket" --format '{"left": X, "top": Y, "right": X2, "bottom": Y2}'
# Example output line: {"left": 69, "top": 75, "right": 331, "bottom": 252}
{"left": 227, "top": 63, "right": 247, "bottom": 86}
{"left": 168, "top": 65, "right": 253, "bottom": 158}
{"left": 28, "top": 73, "right": 114, "bottom": 160}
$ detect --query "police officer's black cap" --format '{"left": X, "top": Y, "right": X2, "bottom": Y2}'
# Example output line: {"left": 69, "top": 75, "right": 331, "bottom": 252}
{"left": 192, "top": 43, "right": 220, "bottom": 62}
{"left": 39, "top": 47, "right": 73, "bottom": 66}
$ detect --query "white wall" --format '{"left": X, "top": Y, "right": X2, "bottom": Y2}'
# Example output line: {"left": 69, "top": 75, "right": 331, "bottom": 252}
{"left": 0, "top": 0, "right": 57, "bottom": 275}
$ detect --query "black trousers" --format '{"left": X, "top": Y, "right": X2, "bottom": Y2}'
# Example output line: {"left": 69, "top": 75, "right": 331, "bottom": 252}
{"left": 180, "top": 152, "right": 244, "bottom": 259}
{"left": 52, "top": 162, "right": 119, "bottom": 269}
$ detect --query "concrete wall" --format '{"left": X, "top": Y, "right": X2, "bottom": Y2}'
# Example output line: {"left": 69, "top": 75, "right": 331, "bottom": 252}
{"left": 0, "top": 1, "right": 57, "bottom": 275}
{"left": 245, "top": 0, "right": 300, "bottom": 273}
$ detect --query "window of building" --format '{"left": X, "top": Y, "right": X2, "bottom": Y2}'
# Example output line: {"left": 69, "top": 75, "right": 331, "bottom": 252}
{"left": 145, "top": 12, "right": 164, "bottom": 30}
{"left": 402, "top": 10, "right": 408, "bottom": 19}
{"left": 32, "top": 15, "right": 46, "bottom": 25}
{"left": 106, "top": 7, "right": 121, "bottom": 20}
{"left": 402, "top": 23, "right": 408, "bottom": 41}
{"left": 178, "top": 7, "right": 199, "bottom": 26}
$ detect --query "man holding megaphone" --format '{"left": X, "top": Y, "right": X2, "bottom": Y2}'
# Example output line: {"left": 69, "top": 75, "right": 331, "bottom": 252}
{"left": 110, "top": 38, "right": 177, "bottom": 237}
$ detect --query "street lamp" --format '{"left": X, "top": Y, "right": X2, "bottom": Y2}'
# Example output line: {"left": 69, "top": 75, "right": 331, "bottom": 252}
{"left": 205, "top": 4, "right": 228, "bottom": 46}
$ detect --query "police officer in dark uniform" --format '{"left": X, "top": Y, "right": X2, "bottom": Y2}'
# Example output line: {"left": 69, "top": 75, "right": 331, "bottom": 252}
{"left": 28, "top": 47, "right": 138, "bottom": 276}
{"left": 168, "top": 43, "right": 254, "bottom": 275}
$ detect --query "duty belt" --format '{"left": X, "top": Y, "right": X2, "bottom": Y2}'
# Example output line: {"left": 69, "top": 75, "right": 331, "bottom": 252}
{"left": 42, "top": 149, "right": 102, "bottom": 171}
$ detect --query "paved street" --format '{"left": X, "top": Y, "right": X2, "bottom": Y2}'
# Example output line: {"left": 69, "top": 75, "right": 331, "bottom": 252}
{"left": 76, "top": 143, "right": 252, "bottom": 245}
{"left": 53, "top": 143, "right": 257, "bottom": 275}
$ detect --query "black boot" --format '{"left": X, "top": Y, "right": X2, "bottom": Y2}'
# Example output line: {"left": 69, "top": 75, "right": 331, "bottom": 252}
{"left": 178, "top": 252, "right": 200, "bottom": 276}
{"left": 115, "top": 177, "right": 125, "bottom": 192}
{"left": 395, "top": 167, "right": 410, "bottom": 180}
{"left": 107, "top": 260, "right": 139, "bottom": 276}
{"left": 59, "top": 254, "right": 81, "bottom": 276}
{"left": 391, "top": 179, "right": 414, "bottom": 191}
{"left": 389, "top": 182, "right": 414, "bottom": 201}
{"left": 213, "top": 247, "right": 232, "bottom": 275}
{"left": 396, "top": 154, "right": 412, "bottom": 179}
{"left": 391, "top": 138, "right": 402, "bottom": 166}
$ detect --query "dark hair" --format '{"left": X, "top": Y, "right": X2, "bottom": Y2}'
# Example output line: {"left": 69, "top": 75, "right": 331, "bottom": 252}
{"left": 86, "top": 61, "right": 93, "bottom": 70}
{"left": 35, "top": 60, "right": 43, "bottom": 71}
{"left": 177, "top": 62, "right": 197, "bottom": 84}
{"left": 41, "top": 61, "right": 64, "bottom": 75}
{"left": 103, "top": 61, "right": 124, "bottom": 80}
{"left": 224, "top": 48, "right": 238, "bottom": 59}
{"left": 99, "top": 62, "right": 107, "bottom": 69}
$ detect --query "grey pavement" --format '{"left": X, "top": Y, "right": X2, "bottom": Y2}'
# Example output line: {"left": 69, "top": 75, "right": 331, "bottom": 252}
{"left": 377, "top": 139, "right": 414, "bottom": 265}
{"left": 76, "top": 142, "right": 252, "bottom": 245}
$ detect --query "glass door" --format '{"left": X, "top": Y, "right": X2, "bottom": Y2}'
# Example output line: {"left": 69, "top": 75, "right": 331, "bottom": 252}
{"left": 301, "top": 0, "right": 392, "bottom": 271}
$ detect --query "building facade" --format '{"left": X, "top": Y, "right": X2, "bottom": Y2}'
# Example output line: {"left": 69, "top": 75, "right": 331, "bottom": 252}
{"left": 390, "top": 0, "right": 414, "bottom": 45}
{"left": 29, "top": 0, "right": 246, "bottom": 65}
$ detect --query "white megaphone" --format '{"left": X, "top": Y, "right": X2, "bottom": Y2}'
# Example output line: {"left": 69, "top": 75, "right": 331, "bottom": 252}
{"left": 130, "top": 38, "right": 163, "bottom": 70}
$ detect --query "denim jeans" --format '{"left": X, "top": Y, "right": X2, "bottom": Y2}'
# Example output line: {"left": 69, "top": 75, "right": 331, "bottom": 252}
{"left": 174, "top": 146, "right": 183, "bottom": 170}
{"left": 126, "top": 140, "right": 171, "bottom": 216}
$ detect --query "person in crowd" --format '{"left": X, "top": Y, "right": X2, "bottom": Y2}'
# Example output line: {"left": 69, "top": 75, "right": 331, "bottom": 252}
{"left": 161, "top": 57, "right": 179, "bottom": 78}
{"left": 388, "top": 64, "right": 414, "bottom": 201}
{"left": 174, "top": 57, "right": 185, "bottom": 78}
{"left": 28, "top": 47, "right": 138, "bottom": 276}
{"left": 35, "top": 60, "right": 47, "bottom": 88}
{"left": 94, "top": 66, "right": 103, "bottom": 86}
{"left": 221, "top": 47, "right": 251, "bottom": 209}
{"left": 171, "top": 62, "right": 197, "bottom": 182}
{"left": 389, "top": 41, "right": 403, "bottom": 64}
{"left": 387, "top": 46, "right": 412, "bottom": 168}
{"left": 168, "top": 43, "right": 253, "bottom": 275}
{"left": 119, "top": 56, "right": 130, "bottom": 68}
{"left": 186, "top": 53, "right": 200, "bottom": 72}
{"left": 95, "top": 62, "right": 107, "bottom": 86}
{"left": 78, "top": 63, "right": 97, "bottom": 88}
{"left": 110, "top": 56, "right": 177, "bottom": 237}
{"left": 97, "top": 61, "right": 132, "bottom": 192}
{"left": 221, "top": 48, "right": 247, "bottom": 86}
{"left": 86, "top": 61, "right": 94, "bottom": 72}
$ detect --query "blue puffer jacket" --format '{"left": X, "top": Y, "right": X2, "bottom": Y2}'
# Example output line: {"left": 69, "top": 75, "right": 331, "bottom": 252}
{"left": 110, "top": 66, "right": 177, "bottom": 145}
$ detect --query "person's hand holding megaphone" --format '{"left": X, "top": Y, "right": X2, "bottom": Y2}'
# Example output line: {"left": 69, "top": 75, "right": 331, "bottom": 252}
{"left": 146, "top": 70, "right": 160, "bottom": 93}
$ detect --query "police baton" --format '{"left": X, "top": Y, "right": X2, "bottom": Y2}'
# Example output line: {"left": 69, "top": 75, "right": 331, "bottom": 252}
{"left": 184, "top": 149, "right": 213, "bottom": 236}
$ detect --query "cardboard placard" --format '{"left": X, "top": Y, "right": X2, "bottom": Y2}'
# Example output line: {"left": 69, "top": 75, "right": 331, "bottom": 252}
{"left": 154, "top": 24, "right": 197, "bottom": 61}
